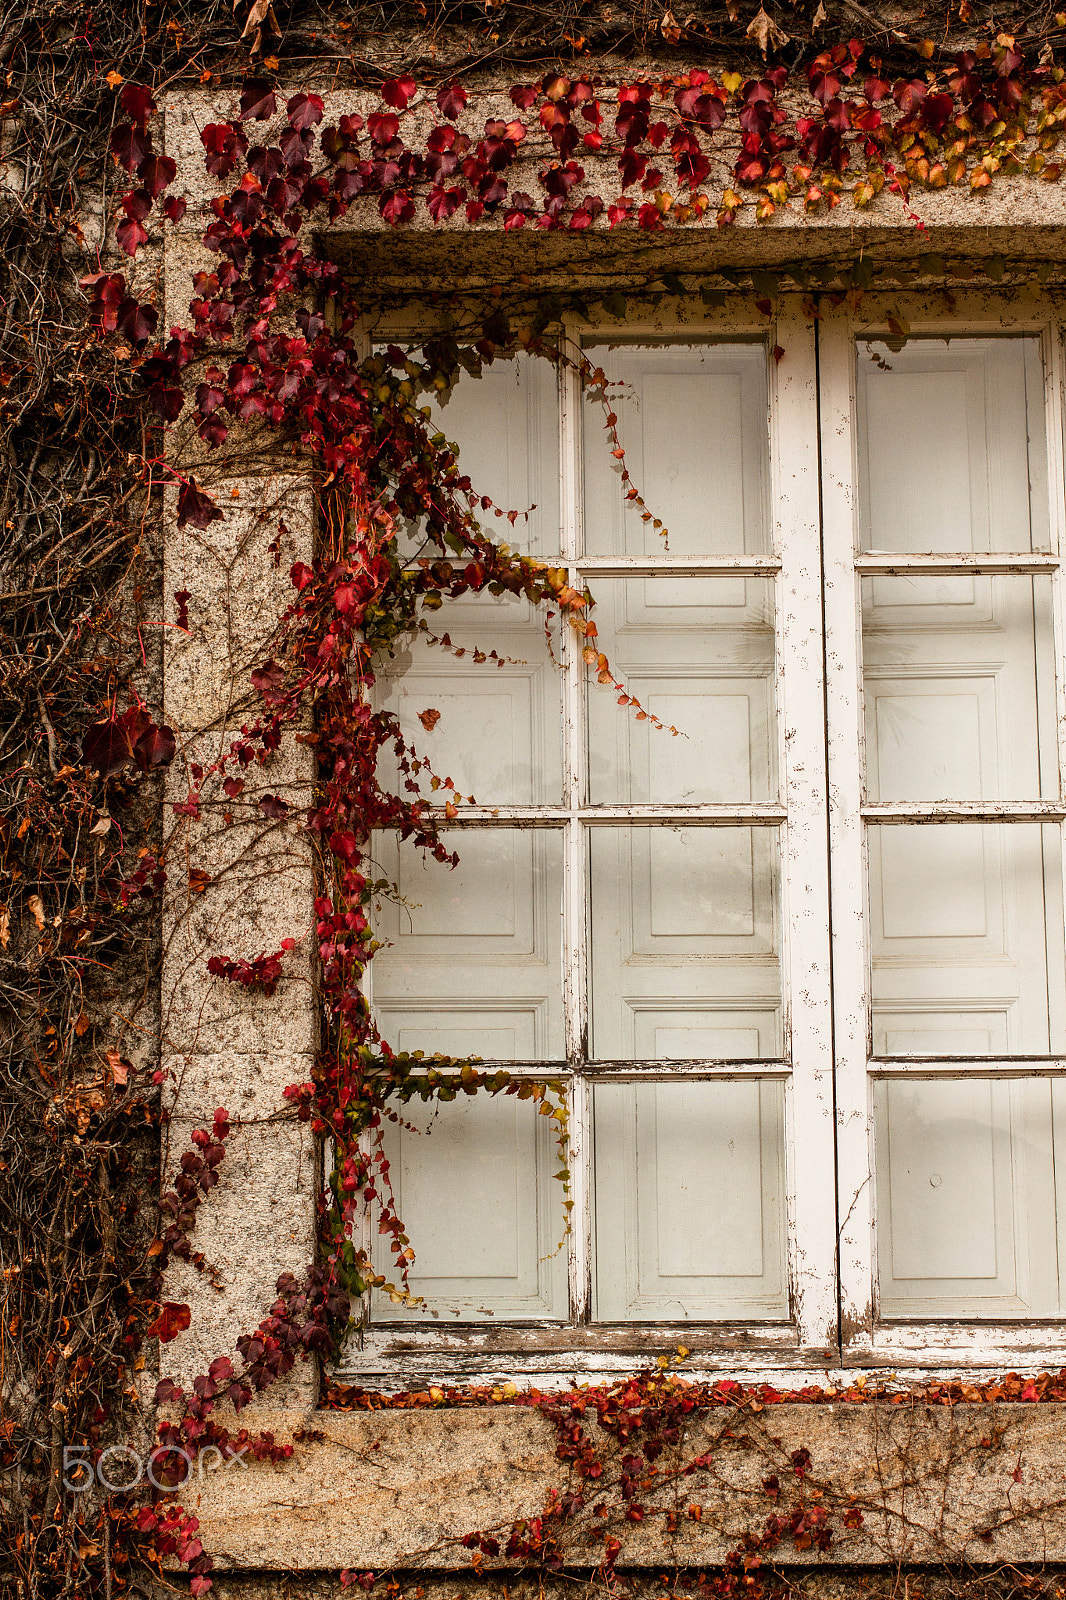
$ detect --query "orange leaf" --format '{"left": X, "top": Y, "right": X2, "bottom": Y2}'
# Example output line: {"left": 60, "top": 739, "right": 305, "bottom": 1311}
{"left": 145, "top": 1302, "right": 191, "bottom": 1342}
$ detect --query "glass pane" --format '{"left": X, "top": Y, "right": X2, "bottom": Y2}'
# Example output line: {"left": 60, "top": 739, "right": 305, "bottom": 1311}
{"left": 868, "top": 824, "right": 1066, "bottom": 1055}
{"left": 589, "top": 826, "right": 782, "bottom": 1059}
{"left": 874, "top": 1076, "right": 1063, "bottom": 1317}
{"left": 856, "top": 336, "right": 1050, "bottom": 554}
{"left": 371, "top": 828, "right": 564, "bottom": 1060}
{"left": 593, "top": 1079, "right": 787, "bottom": 1320}
{"left": 376, "top": 593, "right": 564, "bottom": 805}
{"left": 582, "top": 343, "right": 770, "bottom": 558}
{"left": 400, "top": 350, "right": 560, "bottom": 560}
{"left": 374, "top": 1091, "right": 568, "bottom": 1322}
{"left": 862, "top": 576, "right": 1058, "bottom": 801}
{"left": 587, "top": 578, "right": 776, "bottom": 805}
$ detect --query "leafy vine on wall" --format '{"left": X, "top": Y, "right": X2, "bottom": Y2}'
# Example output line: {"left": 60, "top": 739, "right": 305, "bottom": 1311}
{"left": 8, "top": 0, "right": 1066, "bottom": 1592}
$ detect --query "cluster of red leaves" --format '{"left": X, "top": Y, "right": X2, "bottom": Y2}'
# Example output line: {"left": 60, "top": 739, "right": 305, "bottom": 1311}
{"left": 154, "top": 1108, "right": 233, "bottom": 1276}
{"left": 205, "top": 938, "right": 296, "bottom": 996}
{"left": 81, "top": 700, "right": 176, "bottom": 779}
{"left": 133, "top": 1506, "right": 211, "bottom": 1595}
{"left": 325, "top": 1366, "right": 1066, "bottom": 1411}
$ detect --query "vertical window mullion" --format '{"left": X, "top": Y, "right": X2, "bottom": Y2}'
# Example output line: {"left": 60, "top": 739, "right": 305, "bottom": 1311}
{"left": 816, "top": 302, "right": 876, "bottom": 1359}
{"left": 560, "top": 322, "right": 592, "bottom": 1322}
{"left": 772, "top": 298, "right": 840, "bottom": 1358}
{"left": 1043, "top": 324, "right": 1066, "bottom": 1075}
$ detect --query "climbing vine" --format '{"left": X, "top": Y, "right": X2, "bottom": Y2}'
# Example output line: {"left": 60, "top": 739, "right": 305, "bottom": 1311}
{"left": 10, "top": 0, "right": 1066, "bottom": 1596}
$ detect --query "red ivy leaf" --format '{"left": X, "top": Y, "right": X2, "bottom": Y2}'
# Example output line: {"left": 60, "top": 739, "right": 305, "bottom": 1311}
{"left": 240, "top": 79, "right": 277, "bottom": 121}
{"left": 174, "top": 589, "right": 191, "bottom": 630}
{"left": 116, "top": 296, "right": 158, "bottom": 345}
{"left": 258, "top": 794, "right": 289, "bottom": 818}
{"left": 379, "top": 190, "right": 415, "bottom": 225}
{"left": 116, "top": 216, "right": 147, "bottom": 255}
{"left": 381, "top": 74, "right": 417, "bottom": 110}
{"left": 367, "top": 111, "right": 399, "bottom": 146}
{"left": 139, "top": 152, "right": 177, "bottom": 197}
{"left": 418, "top": 708, "right": 442, "bottom": 731}
{"left": 120, "top": 83, "right": 155, "bottom": 124}
{"left": 163, "top": 194, "right": 188, "bottom": 224}
{"left": 510, "top": 83, "right": 540, "bottom": 109}
{"left": 132, "top": 720, "right": 177, "bottom": 772}
{"left": 177, "top": 478, "right": 223, "bottom": 530}
{"left": 436, "top": 83, "right": 468, "bottom": 119}
{"left": 146, "top": 1302, "right": 192, "bottom": 1343}
{"left": 287, "top": 91, "right": 324, "bottom": 130}
{"left": 110, "top": 124, "right": 150, "bottom": 173}
{"left": 201, "top": 122, "right": 249, "bottom": 178}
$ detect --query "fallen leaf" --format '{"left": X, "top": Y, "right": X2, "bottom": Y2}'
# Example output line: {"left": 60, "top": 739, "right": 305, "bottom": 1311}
{"left": 746, "top": 4, "right": 789, "bottom": 54}
{"left": 89, "top": 814, "right": 111, "bottom": 836}
{"left": 27, "top": 894, "right": 45, "bottom": 930}
{"left": 0, "top": 906, "right": 8, "bottom": 949}
{"left": 106, "top": 1048, "right": 130, "bottom": 1087}
{"left": 106, "top": 71, "right": 124, "bottom": 89}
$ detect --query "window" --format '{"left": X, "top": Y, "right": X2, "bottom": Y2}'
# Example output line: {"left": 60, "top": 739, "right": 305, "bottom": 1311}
{"left": 344, "top": 292, "right": 1066, "bottom": 1382}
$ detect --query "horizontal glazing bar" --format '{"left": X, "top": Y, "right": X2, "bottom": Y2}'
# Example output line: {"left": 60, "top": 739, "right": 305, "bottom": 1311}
{"left": 576, "top": 555, "right": 782, "bottom": 577}
{"left": 581, "top": 1059, "right": 789, "bottom": 1077}
{"left": 870, "top": 1057, "right": 1066, "bottom": 1075}
{"left": 381, "top": 1060, "right": 790, "bottom": 1078}
{"left": 862, "top": 801, "right": 1066, "bottom": 822}
{"left": 855, "top": 553, "right": 1060, "bottom": 576}
{"left": 423, "top": 804, "right": 788, "bottom": 825}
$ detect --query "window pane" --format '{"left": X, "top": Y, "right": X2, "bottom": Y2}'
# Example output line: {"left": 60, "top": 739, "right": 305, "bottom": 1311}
{"left": 875, "top": 1076, "right": 1064, "bottom": 1317}
{"left": 376, "top": 593, "right": 564, "bottom": 805}
{"left": 856, "top": 336, "right": 1050, "bottom": 554}
{"left": 587, "top": 578, "right": 776, "bottom": 805}
{"left": 371, "top": 828, "right": 564, "bottom": 1060}
{"left": 589, "top": 826, "right": 782, "bottom": 1059}
{"left": 592, "top": 1079, "right": 787, "bottom": 1320}
{"left": 374, "top": 1091, "right": 568, "bottom": 1322}
{"left": 403, "top": 350, "right": 561, "bottom": 560}
{"left": 862, "top": 576, "right": 1058, "bottom": 801}
{"left": 868, "top": 823, "right": 1066, "bottom": 1055}
{"left": 582, "top": 343, "right": 770, "bottom": 558}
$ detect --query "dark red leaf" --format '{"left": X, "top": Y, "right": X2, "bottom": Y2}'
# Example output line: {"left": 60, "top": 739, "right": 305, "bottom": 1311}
{"left": 110, "top": 124, "right": 150, "bottom": 173}
{"left": 120, "top": 83, "right": 155, "bottom": 124}
{"left": 132, "top": 720, "right": 177, "bottom": 772}
{"left": 287, "top": 91, "right": 324, "bottom": 130}
{"left": 163, "top": 194, "right": 188, "bottom": 223}
{"left": 381, "top": 74, "right": 417, "bottom": 110}
{"left": 116, "top": 217, "right": 148, "bottom": 256}
{"left": 437, "top": 83, "right": 468, "bottom": 120}
{"left": 177, "top": 478, "right": 223, "bottom": 530}
{"left": 240, "top": 79, "right": 277, "bottom": 121}
{"left": 258, "top": 794, "right": 290, "bottom": 818}
{"left": 139, "top": 152, "right": 177, "bottom": 197}
{"left": 116, "top": 296, "right": 158, "bottom": 344}
{"left": 510, "top": 83, "right": 540, "bottom": 109}
{"left": 367, "top": 111, "right": 399, "bottom": 146}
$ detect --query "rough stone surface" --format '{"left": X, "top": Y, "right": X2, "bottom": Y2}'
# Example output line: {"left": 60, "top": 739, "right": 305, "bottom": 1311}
{"left": 175, "top": 1403, "right": 1066, "bottom": 1571}
{"left": 163, "top": 1119, "right": 318, "bottom": 1399}
{"left": 162, "top": 475, "right": 318, "bottom": 1407}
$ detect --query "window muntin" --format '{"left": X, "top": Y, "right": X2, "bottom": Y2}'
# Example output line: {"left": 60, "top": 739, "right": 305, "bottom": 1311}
{"left": 346, "top": 296, "right": 1066, "bottom": 1380}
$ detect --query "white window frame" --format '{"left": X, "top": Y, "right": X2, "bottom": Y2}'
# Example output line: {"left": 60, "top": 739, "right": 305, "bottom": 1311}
{"left": 340, "top": 289, "right": 1066, "bottom": 1386}
{"left": 821, "top": 289, "right": 1066, "bottom": 1370}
